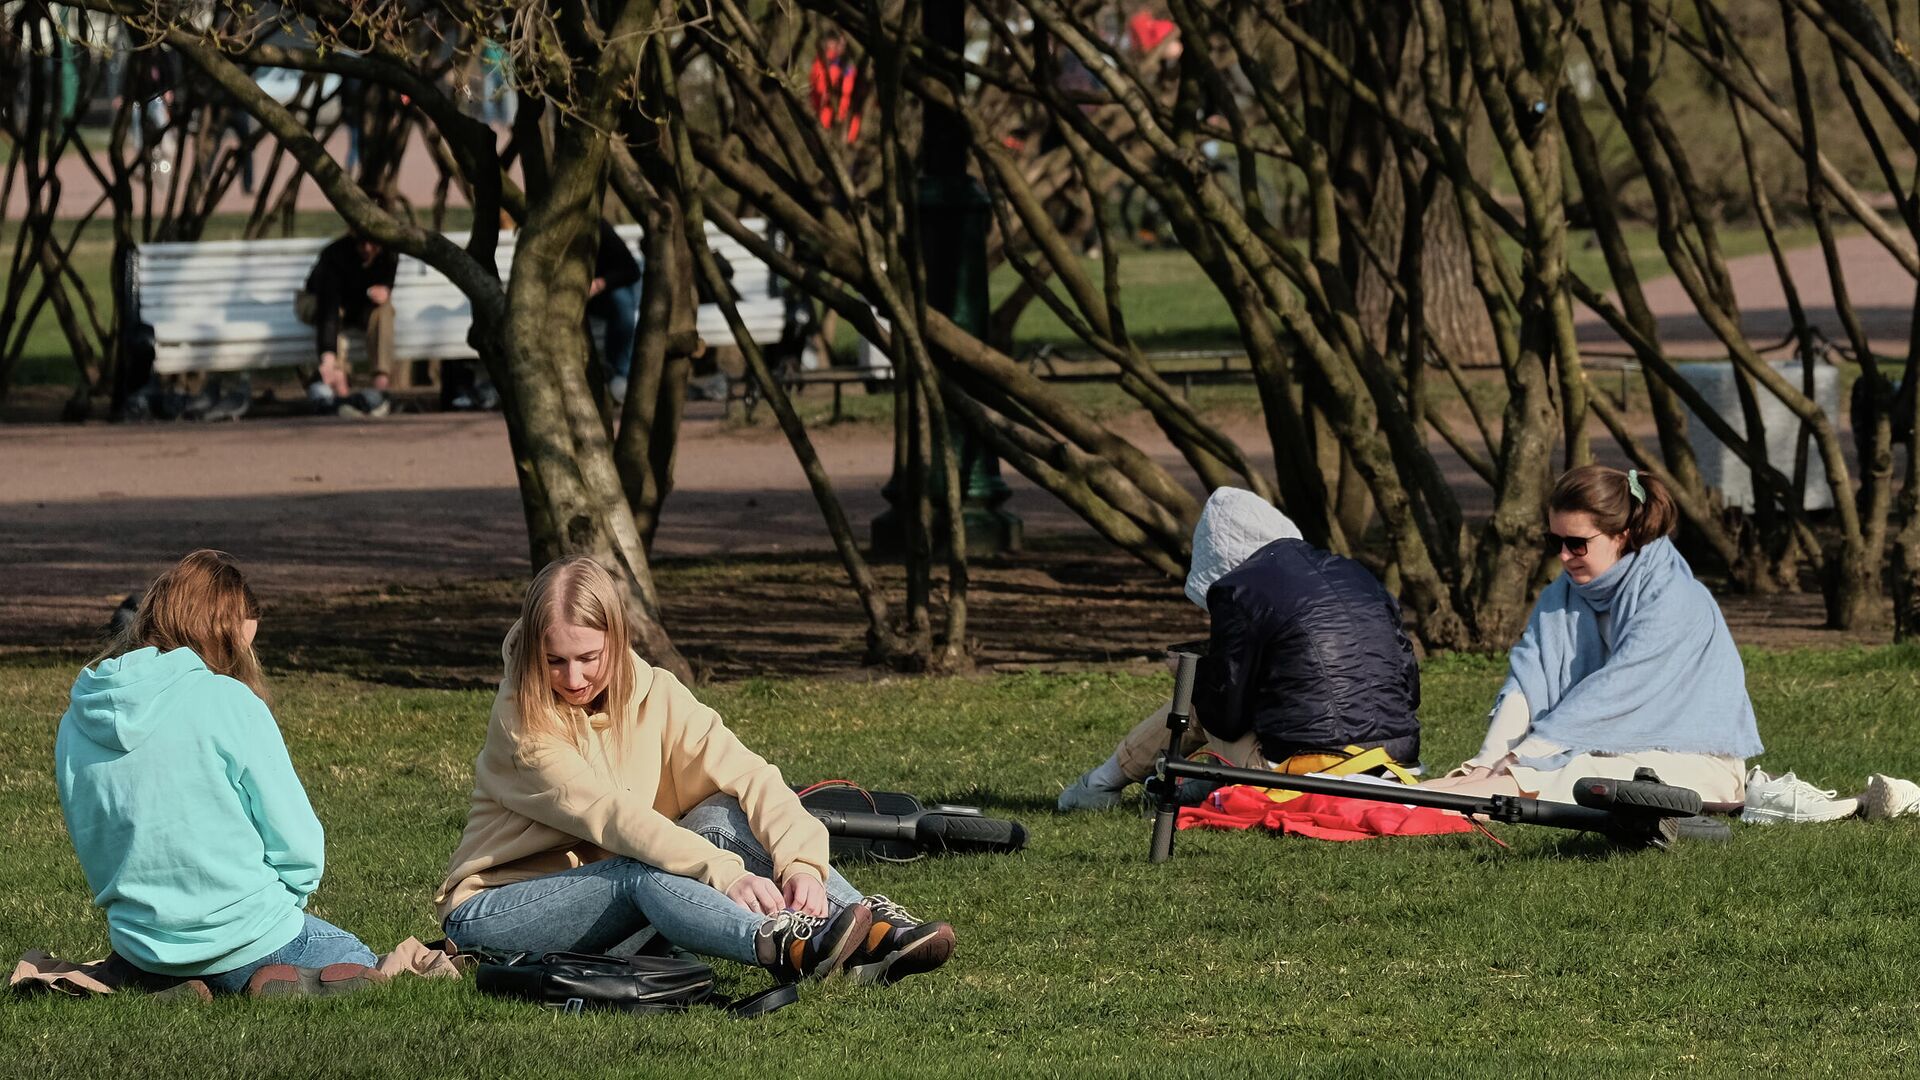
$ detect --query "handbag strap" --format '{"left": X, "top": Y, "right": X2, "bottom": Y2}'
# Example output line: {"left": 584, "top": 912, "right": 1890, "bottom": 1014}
{"left": 711, "top": 982, "right": 799, "bottom": 1019}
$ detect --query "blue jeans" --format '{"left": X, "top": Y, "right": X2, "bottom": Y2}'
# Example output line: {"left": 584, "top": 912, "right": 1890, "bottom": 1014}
{"left": 443, "top": 795, "right": 864, "bottom": 966}
{"left": 202, "top": 914, "right": 378, "bottom": 994}
{"left": 600, "top": 283, "right": 640, "bottom": 379}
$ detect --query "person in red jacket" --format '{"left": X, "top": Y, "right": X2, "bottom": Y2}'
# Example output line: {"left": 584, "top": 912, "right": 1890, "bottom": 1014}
{"left": 809, "top": 32, "right": 862, "bottom": 143}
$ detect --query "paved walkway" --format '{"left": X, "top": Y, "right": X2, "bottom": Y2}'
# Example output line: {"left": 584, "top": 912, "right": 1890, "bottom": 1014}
{"left": 1573, "top": 232, "right": 1917, "bottom": 360}
{"left": 7, "top": 127, "right": 496, "bottom": 221}
{"left": 0, "top": 406, "right": 1185, "bottom": 646}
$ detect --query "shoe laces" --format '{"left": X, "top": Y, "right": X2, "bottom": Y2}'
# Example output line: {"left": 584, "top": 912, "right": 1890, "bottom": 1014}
{"left": 756, "top": 910, "right": 822, "bottom": 942}
{"left": 864, "top": 895, "right": 916, "bottom": 926}
{"left": 1767, "top": 774, "right": 1842, "bottom": 802}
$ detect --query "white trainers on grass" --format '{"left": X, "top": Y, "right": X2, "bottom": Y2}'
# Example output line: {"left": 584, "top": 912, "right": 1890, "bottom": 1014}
{"left": 1860, "top": 774, "right": 1920, "bottom": 820}
{"left": 1741, "top": 767, "right": 1859, "bottom": 824}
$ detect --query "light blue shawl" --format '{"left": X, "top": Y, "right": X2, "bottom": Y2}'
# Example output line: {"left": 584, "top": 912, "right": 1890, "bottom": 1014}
{"left": 1500, "top": 537, "right": 1763, "bottom": 758}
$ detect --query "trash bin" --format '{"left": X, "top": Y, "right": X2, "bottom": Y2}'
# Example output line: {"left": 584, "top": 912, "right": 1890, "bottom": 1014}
{"left": 1678, "top": 360, "right": 1840, "bottom": 512}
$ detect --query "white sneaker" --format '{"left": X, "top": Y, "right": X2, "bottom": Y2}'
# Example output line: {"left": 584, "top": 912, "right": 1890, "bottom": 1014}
{"left": 1860, "top": 774, "right": 1920, "bottom": 820}
{"left": 1741, "top": 769, "right": 1860, "bottom": 824}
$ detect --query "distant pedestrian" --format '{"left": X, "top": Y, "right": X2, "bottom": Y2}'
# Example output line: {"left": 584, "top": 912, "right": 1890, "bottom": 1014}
{"left": 809, "top": 32, "right": 863, "bottom": 143}
{"left": 588, "top": 220, "right": 642, "bottom": 402}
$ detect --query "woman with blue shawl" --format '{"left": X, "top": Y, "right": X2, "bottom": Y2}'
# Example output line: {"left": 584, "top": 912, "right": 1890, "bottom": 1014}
{"left": 1425, "top": 465, "right": 1763, "bottom": 804}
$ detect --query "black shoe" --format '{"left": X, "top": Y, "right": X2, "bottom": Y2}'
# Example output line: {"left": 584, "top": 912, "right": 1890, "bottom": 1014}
{"left": 1174, "top": 778, "right": 1224, "bottom": 806}
{"left": 756, "top": 903, "right": 872, "bottom": 983}
{"left": 846, "top": 895, "right": 954, "bottom": 987}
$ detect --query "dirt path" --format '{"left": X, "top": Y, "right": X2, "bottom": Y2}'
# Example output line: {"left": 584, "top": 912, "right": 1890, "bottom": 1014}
{"left": 1573, "top": 232, "right": 1915, "bottom": 359}
{"left": 0, "top": 404, "right": 1184, "bottom": 654}
{"left": 0, "top": 399, "right": 1884, "bottom": 678}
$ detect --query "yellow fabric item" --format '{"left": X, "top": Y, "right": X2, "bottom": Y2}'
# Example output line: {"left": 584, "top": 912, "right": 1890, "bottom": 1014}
{"left": 434, "top": 627, "right": 830, "bottom": 921}
{"left": 1259, "top": 746, "right": 1418, "bottom": 803}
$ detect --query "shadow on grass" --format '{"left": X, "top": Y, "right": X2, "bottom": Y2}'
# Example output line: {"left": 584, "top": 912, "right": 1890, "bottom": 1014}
{"left": 243, "top": 543, "right": 1202, "bottom": 690}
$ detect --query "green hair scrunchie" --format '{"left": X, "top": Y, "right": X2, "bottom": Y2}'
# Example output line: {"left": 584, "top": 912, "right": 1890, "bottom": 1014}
{"left": 1627, "top": 468, "right": 1646, "bottom": 504}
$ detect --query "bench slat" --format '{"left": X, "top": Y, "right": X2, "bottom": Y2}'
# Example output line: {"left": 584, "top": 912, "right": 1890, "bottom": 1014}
{"left": 138, "top": 218, "right": 782, "bottom": 373}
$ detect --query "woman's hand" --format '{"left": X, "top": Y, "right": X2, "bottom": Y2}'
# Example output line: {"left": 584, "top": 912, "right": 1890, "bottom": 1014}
{"left": 726, "top": 874, "right": 785, "bottom": 916}
{"left": 781, "top": 873, "right": 829, "bottom": 918}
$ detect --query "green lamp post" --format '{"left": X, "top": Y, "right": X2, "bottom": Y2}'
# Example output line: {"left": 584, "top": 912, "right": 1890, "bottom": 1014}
{"left": 871, "top": 0, "right": 1021, "bottom": 558}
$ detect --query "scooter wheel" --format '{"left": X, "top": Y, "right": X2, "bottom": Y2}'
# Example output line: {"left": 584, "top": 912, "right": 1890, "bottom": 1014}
{"left": 1572, "top": 777, "right": 1704, "bottom": 817}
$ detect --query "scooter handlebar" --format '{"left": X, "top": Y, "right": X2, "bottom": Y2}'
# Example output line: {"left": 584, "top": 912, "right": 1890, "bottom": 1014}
{"left": 1169, "top": 651, "right": 1199, "bottom": 718}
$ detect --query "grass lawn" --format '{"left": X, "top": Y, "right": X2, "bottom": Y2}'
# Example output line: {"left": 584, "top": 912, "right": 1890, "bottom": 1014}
{"left": 5, "top": 646, "right": 1920, "bottom": 1077}
{"left": 982, "top": 223, "right": 1834, "bottom": 360}
{"left": 730, "top": 377, "right": 1271, "bottom": 431}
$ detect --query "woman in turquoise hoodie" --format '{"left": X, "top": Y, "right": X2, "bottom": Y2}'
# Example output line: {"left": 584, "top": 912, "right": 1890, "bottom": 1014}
{"left": 56, "top": 550, "right": 379, "bottom": 995}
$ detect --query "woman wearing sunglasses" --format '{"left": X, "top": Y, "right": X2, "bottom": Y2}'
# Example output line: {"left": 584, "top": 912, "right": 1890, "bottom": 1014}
{"left": 1424, "top": 465, "right": 1762, "bottom": 803}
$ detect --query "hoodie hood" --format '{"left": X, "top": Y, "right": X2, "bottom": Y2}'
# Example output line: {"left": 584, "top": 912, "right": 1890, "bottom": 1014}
{"left": 67, "top": 646, "right": 209, "bottom": 753}
{"left": 1185, "top": 487, "right": 1303, "bottom": 610}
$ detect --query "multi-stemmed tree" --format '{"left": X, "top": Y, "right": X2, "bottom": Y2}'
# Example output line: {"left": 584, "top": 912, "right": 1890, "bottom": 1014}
{"left": 35, "top": 0, "right": 1920, "bottom": 667}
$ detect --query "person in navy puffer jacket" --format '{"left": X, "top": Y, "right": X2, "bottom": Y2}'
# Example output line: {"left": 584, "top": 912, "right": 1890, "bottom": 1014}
{"left": 1059, "top": 488, "right": 1422, "bottom": 811}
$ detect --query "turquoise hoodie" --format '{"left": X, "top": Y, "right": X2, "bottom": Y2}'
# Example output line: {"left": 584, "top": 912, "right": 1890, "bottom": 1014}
{"left": 55, "top": 646, "right": 324, "bottom": 976}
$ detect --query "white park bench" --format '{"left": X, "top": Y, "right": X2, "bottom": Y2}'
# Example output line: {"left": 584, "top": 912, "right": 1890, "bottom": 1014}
{"left": 131, "top": 219, "right": 787, "bottom": 385}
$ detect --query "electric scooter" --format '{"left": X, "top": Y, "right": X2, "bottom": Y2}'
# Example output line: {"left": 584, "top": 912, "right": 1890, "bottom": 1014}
{"left": 1147, "top": 651, "right": 1709, "bottom": 863}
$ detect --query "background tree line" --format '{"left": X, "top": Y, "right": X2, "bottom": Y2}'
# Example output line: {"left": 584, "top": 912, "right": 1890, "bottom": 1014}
{"left": 7, "top": 0, "right": 1920, "bottom": 674}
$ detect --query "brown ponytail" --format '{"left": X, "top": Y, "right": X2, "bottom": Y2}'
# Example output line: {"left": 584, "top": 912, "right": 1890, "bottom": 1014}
{"left": 1549, "top": 465, "right": 1677, "bottom": 553}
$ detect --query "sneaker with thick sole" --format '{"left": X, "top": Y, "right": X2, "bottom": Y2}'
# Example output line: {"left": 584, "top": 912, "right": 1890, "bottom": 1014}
{"left": 305, "top": 380, "right": 338, "bottom": 415}
{"left": 1861, "top": 773, "right": 1920, "bottom": 820}
{"left": 1057, "top": 770, "right": 1127, "bottom": 812}
{"left": 1741, "top": 769, "right": 1860, "bottom": 824}
{"left": 245, "top": 962, "right": 386, "bottom": 998}
{"left": 335, "top": 391, "right": 392, "bottom": 420}
{"left": 757, "top": 903, "right": 872, "bottom": 984}
{"left": 200, "top": 376, "right": 252, "bottom": 422}
{"left": 847, "top": 895, "right": 955, "bottom": 987}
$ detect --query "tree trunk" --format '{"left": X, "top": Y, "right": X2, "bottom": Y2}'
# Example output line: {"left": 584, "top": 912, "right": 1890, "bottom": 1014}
{"left": 611, "top": 155, "right": 697, "bottom": 553}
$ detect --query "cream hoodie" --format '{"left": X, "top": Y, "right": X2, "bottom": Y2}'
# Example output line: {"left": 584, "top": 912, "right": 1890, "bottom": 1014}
{"left": 435, "top": 631, "right": 830, "bottom": 920}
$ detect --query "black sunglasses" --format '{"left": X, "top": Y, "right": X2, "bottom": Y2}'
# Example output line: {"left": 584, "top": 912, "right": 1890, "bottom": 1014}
{"left": 1545, "top": 532, "right": 1599, "bottom": 557}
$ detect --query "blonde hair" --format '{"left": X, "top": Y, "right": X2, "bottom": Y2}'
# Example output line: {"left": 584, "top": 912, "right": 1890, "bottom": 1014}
{"left": 95, "top": 549, "right": 266, "bottom": 699}
{"left": 510, "top": 555, "right": 638, "bottom": 748}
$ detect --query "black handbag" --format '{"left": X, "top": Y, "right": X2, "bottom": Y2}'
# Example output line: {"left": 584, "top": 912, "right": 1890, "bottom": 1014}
{"left": 476, "top": 951, "right": 715, "bottom": 1014}
{"left": 475, "top": 950, "right": 797, "bottom": 1018}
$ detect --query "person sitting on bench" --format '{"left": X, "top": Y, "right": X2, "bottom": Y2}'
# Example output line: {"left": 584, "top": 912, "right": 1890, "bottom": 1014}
{"left": 295, "top": 224, "right": 398, "bottom": 417}
{"left": 1058, "top": 487, "right": 1421, "bottom": 811}
{"left": 437, "top": 556, "right": 955, "bottom": 987}
{"left": 1423, "top": 466, "right": 1761, "bottom": 804}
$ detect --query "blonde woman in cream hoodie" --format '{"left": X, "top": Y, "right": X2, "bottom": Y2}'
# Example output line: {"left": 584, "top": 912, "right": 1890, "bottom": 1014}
{"left": 437, "top": 556, "right": 954, "bottom": 986}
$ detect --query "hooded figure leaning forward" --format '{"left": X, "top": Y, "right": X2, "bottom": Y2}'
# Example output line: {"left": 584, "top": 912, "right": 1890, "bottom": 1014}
{"left": 1058, "top": 488, "right": 1423, "bottom": 811}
